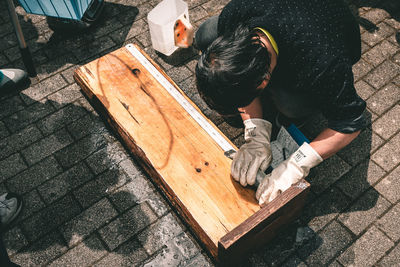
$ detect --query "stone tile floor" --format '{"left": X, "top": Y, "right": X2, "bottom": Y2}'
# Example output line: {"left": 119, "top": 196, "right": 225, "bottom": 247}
{"left": 0, "top": 0, "right": 399, "bottom": 266}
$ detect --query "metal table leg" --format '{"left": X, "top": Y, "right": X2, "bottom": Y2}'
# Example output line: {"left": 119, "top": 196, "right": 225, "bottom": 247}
{"left": 5, "top": 0, "right": 37, "bottom": 77}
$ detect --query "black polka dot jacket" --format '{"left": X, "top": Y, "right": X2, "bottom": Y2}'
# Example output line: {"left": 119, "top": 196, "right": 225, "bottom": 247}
{"left": 218, "top": 0, "right": 367, "bottom": 133}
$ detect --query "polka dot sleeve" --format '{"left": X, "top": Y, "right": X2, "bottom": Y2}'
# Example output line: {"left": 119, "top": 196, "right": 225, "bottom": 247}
{"left": 310, "top": 62, "right": 367, "bottom": 133}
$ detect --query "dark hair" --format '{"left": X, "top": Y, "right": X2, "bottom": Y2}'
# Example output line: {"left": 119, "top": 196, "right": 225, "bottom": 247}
{"left": 195, "top": 24, "right": 271, "bottom": 115}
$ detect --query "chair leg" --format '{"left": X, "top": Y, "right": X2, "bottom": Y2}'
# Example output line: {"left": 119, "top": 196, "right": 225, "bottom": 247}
{"left": 5, "top": 0, "right": 37, "bottom": 77}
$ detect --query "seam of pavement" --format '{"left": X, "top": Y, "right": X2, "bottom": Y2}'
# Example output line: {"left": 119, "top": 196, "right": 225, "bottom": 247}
{"left": 0, "top": 0, "right": 399, "bottom": 266}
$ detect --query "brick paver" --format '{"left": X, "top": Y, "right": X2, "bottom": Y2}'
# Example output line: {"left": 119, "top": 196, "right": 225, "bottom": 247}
{"left": 375, "top": 165, "right": 400, "bottom": 204}
{"left": 336, "top": 159, "right": 386, "bottom": 200}
{"left": 377, "top": 243, "right": 400, "bottom": 267}
{"left": 367, "top": 83, "right": 400, "bottom": 115}
{"left": 338, "top": 226, "right": 394, "bottom": 267}
{"left": 376, "top": 202, "right": 400, "bottom": 242}
{"left": 0, "top": 153, "right": 27, "bottom": 182}
{"left": 298, "top": 221, "right": 353, "bottom": 266}
{"left": 372, "top": 132, "right": 400, "bottom": 171}
{"left": 0, "top": 0, "right": 399, "bottom": 266}
{"left": 338, "top": 189, "right": 391, "bottom": 235}
{"left": 47, "top": 235, "right": 107, "bottom": 267}
{"left": 61, "top": 198, "right": 119, "bottom": 247}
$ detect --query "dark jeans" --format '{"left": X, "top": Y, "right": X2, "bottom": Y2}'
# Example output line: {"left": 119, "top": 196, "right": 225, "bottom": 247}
{"left": 0, "top": 236, "right": 19, "bottom": 267}
{"left": 194, "top": 16, "right": 219, "bottom": 52}
{"left": 194, "top": 16, "right": 316, "bottom": 124}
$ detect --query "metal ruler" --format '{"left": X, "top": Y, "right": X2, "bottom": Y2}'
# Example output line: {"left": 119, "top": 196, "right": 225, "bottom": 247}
{"left": 125, "top": 44, "right": 236, "bottom": 156}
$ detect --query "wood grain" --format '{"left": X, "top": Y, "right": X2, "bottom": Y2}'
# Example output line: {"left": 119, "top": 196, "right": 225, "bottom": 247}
{"left": 74, "top": 45, "right": 311, "bottom": 262}
{"left": 74, "top": 45, "right": 260, "bottom": 258}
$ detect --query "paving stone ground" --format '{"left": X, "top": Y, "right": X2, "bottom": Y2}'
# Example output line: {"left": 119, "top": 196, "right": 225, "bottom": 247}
{"left": 0, "top": 0, "right": 399, "bottom": 266}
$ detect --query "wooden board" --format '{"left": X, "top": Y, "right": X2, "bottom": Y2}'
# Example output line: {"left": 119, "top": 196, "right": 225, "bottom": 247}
{"left": 74, "top": 44, "right": 310, "bottom": 262}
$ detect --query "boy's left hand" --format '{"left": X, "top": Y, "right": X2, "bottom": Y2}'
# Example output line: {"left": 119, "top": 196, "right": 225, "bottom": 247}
{"left": 256, "top": 142, "right": 323, "bottom": 205}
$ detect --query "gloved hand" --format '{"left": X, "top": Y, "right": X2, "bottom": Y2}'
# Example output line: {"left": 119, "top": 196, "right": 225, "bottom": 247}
{"left": 256, "top": 142, "right": 323, "bottom": 206}
{"left": 231, "top": 119, "right": 272, "bottom": 186}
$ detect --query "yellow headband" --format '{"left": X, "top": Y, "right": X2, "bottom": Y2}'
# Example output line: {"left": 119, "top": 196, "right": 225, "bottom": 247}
{"left": 254, "top": 27, "right": 279, "bottom": 56}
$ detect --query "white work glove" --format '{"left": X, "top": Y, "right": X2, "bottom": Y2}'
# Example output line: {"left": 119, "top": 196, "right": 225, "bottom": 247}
{"left": 256, "top": 142, "right": 323, "bottom": 206}
{"left": 231, "top": 119, "right": 272, "bottom": 186}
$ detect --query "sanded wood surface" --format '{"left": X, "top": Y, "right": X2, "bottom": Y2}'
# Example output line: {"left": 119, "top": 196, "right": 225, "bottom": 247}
{"left": 74, "top": 45, "right": 260, "bottom": 257}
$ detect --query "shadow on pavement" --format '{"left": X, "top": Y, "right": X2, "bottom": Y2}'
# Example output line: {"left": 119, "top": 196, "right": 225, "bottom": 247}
{"left": 347, "top": 0, "right": 400, "bottom": 38}
{"left": 234, "top": 111, "right": 375, "bottom": 266}
{"left": 156, "top": 46, "right": 199, "bottom": 67}
{"left": 2, "top": 0, "right": 395, "bottom": 265}
{"left": 0, "top": 91, "right": 166, "bottom": 266}
{"left": 3, "top": 1, "right": 140, "bottom": 75}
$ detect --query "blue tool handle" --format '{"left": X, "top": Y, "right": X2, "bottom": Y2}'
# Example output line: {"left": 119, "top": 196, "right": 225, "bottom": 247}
{"left": 287, "top": 124, "right": 310, "bottom": 145}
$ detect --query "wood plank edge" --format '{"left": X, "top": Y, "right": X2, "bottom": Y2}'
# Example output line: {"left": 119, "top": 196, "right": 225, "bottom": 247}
{"left": 217, "top": 180, "right": 310, "bottom": 264}
{"left": 73, "top": 67, "right": 219, "bottom": 260}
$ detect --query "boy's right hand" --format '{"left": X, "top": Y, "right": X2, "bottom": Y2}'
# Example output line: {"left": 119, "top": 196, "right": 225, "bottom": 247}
{"left": 231, "top": 119, "right": 272, "bottom": 186}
